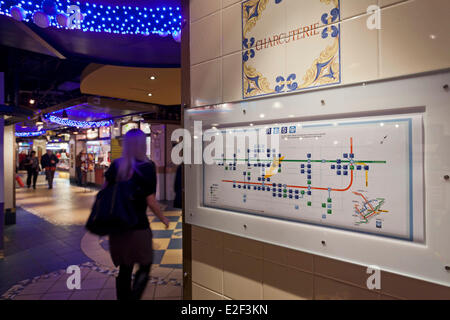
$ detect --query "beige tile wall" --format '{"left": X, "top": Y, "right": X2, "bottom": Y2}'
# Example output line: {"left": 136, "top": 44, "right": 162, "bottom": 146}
{"left": 190, "top": 0, "right": 450, "bottom": 107}
{"left": 188, "top": 0, "right": 450, "bottom": 300}
{"left": 191, "top": 226, "right": 450, "bottom": 300}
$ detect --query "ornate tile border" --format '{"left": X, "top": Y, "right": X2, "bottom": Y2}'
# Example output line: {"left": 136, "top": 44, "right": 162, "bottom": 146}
{"left": 242, "top": 0, "right": 341, "bottom": 99}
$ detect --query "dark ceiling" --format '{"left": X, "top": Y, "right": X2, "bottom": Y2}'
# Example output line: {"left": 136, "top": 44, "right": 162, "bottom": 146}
{"left": 0, "top": 1, "right": 181, "bottom": 67}
{"left": 0, "top": 0, "right": 182, "bottom": 125}
{"left": 0, "top": 44, "right": 88, "bottom": 113}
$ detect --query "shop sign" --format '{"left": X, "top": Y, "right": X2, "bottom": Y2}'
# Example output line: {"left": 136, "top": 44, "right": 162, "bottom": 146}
{"left": 121, "top": 122, "right": 139, "bottom": 135}
{"left": 242, "top": 0, "right": 341, "bottom": 99}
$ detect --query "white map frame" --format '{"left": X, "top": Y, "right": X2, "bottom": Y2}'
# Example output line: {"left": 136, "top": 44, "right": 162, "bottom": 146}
{"left": 202, "top": 114, "right": 424, "bottom": 242}
{"left": 184, "top": 71, "right": 450, "bottom": 287}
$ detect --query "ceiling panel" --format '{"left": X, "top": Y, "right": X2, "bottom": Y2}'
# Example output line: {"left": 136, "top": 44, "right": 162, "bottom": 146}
{"left": 81, "top": 64, "right": 180, "bottom": 105}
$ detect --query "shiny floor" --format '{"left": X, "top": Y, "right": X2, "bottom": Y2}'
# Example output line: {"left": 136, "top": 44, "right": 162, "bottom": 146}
{"left": 0, "top": 173, "right": 182, "bottom": 300}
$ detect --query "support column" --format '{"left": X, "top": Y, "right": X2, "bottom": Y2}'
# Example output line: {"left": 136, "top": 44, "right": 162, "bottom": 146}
{"left": 0, "top": 71, "right": 5, "bottom": 258}
{"left": 3, "top": 124, "right": 15, "bottom": 225}
{"left": 181, "top": 0, "right": 192, "bottom": 300}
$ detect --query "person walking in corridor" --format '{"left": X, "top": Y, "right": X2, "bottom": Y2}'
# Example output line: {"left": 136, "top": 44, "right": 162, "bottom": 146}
{"left": 41, "top": 150, "right": 59, "bottom": 189}
{"left": 75, "top": 151, "right": 86, "bottom": 186}
{"left": 25, "top": 151, "right": 40, "bottom": 189}
{"left": 104, "top": 129, "right": 169, "bottom": 300}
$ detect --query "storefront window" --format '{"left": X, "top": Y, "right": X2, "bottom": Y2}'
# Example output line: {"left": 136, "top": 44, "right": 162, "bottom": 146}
{"left": 99, "top": 126, "right": 111, "bottom": 139}
{"left": 140, "top": 122, "right": 151, "bottom": 134}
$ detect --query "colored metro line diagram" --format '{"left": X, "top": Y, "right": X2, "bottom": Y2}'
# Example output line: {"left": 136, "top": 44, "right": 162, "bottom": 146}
{"left": 217, "top": 137, "right": 387, "bottom": 219}
{"left": 203, "top": 116, "right": 424, "bottom": 241}
{"left": 352, "top": 192, "right": 388, "bottom": 225}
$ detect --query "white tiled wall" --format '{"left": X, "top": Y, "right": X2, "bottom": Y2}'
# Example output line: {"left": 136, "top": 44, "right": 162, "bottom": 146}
{"left": 188, "top": 0, "right": 450, "bottom": 301}
{"left": 190, "top": 0, "right": 450, "bottom": 107}
{"left": 379, "top": 0, "right": 450, "bottom": 78}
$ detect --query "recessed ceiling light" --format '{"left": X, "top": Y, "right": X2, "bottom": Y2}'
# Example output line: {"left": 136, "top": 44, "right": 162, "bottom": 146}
{"left": 150, "top": 76, "right": 156, "bottom": 80}
{"left": 29, "top": 99, "right": 35, "bottom": 105}
{"left": 148, "top": 93, "right": 153, "bottom": 96}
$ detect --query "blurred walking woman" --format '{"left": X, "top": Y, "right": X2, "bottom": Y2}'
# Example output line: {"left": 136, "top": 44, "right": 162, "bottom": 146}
{"left": 104, "top": 129, "right": 169, "bottom": 300}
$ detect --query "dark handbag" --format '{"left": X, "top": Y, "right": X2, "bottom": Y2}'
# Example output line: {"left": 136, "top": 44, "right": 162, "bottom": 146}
{"left": 85, "top": 178, "right": 139, "bottom": 236}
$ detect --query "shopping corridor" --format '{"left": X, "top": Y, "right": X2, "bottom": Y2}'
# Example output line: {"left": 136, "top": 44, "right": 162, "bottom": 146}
{"left": 0, "top": 180, "right": 182, "bottom": 300}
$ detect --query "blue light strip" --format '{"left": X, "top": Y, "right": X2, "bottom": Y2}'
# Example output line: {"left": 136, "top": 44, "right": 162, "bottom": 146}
{"left": 16, "top": 130, "right": 46, "bottom": 137}
{"left": 0, "top": 0, "right": 182, "bottom": 37}
{"left": 47, "top": 115, "right": 113, "bottom": 128}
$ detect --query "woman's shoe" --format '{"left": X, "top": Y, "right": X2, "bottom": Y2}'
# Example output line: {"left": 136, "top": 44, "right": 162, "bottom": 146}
{"left": 115, "top": 276, "right": 132, "bottom": 300}
{"left": 131, "top": 272, "right": 149, "bottom": 300}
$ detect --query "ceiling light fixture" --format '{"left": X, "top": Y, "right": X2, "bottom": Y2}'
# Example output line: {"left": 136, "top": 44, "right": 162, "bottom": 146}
{"left": 15, "top": 130, "right": 46, "bottom": 138}
{"left": 148, "top": 93, "right": 153, "bottom": 97}
{"left": 1, "top": 2, "right": 182, "bottom": 38}
{"left": 150, "top": 76, "right": 156, "bottom": 80}
{"left": 29, "top": 99, "right": 35, "bottom": 105}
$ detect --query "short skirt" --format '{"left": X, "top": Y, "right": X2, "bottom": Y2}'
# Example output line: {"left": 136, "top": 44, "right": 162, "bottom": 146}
{"left": 109, "top": 228, "right": 153, "bottom": 267}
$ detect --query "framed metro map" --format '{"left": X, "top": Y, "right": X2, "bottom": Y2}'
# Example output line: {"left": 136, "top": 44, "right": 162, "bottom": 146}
{"left": 242, "top": 0, "right": 341, "bottom": 99}
{"left": 203, "top": 115, "right": 425, "bottom": 242}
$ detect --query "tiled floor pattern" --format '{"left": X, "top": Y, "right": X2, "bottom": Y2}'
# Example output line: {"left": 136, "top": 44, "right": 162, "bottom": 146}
{"left": 16, "top": 174, "right": 98, "bottom": 226}
{"left": 81, "top": 211, "right": 183, "bottom": 270}
{"left": 0, "top": 207, "right": 91, "bottom": 298}
{"left": 0, "top": 178, "right": 183, "bottom": 300}
{"left": 1, "top": 262, "right": 182, "bottom": 300}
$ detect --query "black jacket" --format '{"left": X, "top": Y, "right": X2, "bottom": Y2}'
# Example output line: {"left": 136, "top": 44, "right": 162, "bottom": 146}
{"left": 41, "top": 153, "right": 59, "bottom": 168}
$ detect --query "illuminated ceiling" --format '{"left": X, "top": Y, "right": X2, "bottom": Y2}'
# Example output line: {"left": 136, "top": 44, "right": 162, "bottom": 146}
{"left": 81, "top": 64, "right": 180, "bottom": 105}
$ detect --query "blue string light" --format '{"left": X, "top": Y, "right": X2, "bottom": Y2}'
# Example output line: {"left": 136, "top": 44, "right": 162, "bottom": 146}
{"left": 16, "top": 130, "right": 46, "bottom": 137}
{"left": 47, "top": 115, "right": 113, "bottom": 128}
{"left": 0, "top": 0, "right": 182, "bottom": 37}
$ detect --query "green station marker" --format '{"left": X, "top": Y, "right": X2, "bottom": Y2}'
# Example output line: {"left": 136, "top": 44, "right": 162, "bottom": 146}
{"left": 322, "top": 203, "right": 326, "bottom": 208}
{"left": 327, "top": 209, "right": 332, "bottom": 214}
{"left": 327, "top": 198, "right": 332, "bottom": 203}
{"left": 307, "top": 201, "right": 312, "bottom": 206}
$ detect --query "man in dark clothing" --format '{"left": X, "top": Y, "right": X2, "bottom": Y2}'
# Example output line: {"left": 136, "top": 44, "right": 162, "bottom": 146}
{"left": 41, "top": 150, "right": 59, "bottom": 189}
{"left": 25, "top": 151, "right": 40, "bottom": 189}
{"left": 75, "top": 151, "right": 85, "bottom": 186}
